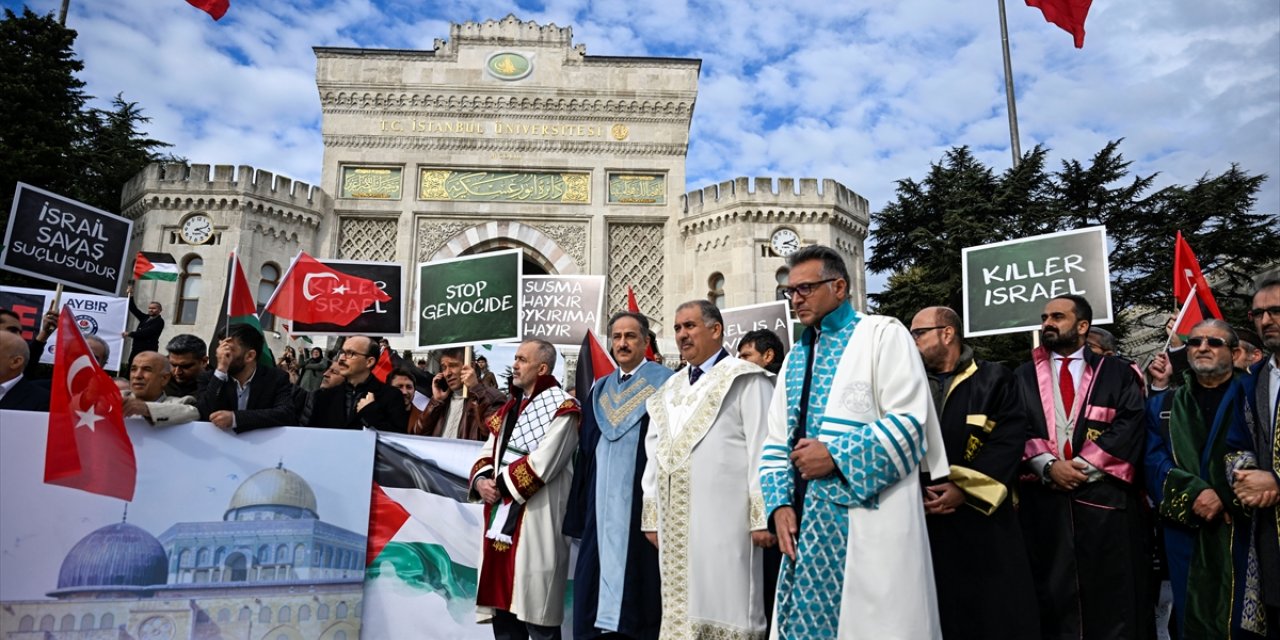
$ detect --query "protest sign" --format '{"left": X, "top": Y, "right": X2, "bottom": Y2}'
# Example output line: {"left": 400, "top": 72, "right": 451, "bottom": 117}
{"left": 0, "top": 414, "right": 374, "bottom": 639}
{"left": 720, "top": 300, "right": 793, "bottom": 353}
{"left": 0, "top": 285, "right": 127, "bottom": 371}
{"left": 290, "top": 259, "right": 404, "bottom": 336}
{"left": 521, "top": 275, "right": 605, "bottom": 347}
{"left": 1, "top": 183, "right": 132, "bottom": 296}
{"left": 418, "top": 250, "right": 522, "bottom": 349}
{"left": 961, "top": 226, "right": 1113, "bottom": 337}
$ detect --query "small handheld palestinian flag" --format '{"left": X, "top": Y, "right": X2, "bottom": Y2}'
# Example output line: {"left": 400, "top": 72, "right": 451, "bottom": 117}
{"left": 133, "top": 252, "right": 179, "bottom": 282}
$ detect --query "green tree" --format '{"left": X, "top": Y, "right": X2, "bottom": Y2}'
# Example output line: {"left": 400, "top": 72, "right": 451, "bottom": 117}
{"left": 868, "top": 141, "right": 1278, "bottom": 366}
{"left": 0, "top": 8, "right": 174, "bottom": 290}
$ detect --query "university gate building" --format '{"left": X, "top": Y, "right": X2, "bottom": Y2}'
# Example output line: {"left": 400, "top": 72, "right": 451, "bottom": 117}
{"left": 120, "top": 15, "right": 870, "bottom": 363}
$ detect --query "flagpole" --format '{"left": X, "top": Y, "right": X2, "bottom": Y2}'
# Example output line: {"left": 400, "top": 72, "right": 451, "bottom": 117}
{"left": 998, "top": 0, "right": 1023, "bottom": 168}
{"left": 58, "top": 0, "right": 69, "bottom": 24}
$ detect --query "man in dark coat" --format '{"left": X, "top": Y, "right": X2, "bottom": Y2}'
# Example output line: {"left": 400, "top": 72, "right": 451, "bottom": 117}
{"left": 1016, "top": 294, "right": 1149, "bottom": 640}
{"left": 306, "top": 335, "right": 407, "bottom": 432}
{"left": 0, "top": 330, "right": 50, "bottom": 411}
{"left": 910, "top": 306, "right": 1039, "bottom": 640}
{"left": 564, "top": 311, "right": 670, "bottom": 640}
{"left": 123, "top": 285, "right": 165, "bottom": 366}
{"left": 198, "top": 323, "right": 296, "bottom": 433}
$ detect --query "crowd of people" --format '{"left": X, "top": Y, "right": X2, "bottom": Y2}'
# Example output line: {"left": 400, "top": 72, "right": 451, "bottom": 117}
{"left": 1, "top": 245, "right": 1278, "bottom": 640}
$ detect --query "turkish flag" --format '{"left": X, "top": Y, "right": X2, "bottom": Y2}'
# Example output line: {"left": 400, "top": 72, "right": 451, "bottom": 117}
{"left": 626, "top": 285, "right": 659, "bottom": 362}
{"left": 265, "top": 253, "right": 392, "bottom": 327}
{"left": 186, "top": 0, "right": 229, "bottom": 21}
{"left": 1026, "top": 0, "right": 1092, "bottom": 48}
{"left": 44, "top": 307, "right": 136, "bottom": 501}
{"left": 1173, "top": 231, "right": 1223, "bottom": 319}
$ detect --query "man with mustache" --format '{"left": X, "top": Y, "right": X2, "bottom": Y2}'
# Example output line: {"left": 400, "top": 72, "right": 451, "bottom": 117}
{"left": 564, "top": 311, "right": 671, "bottom": 640}
{"left": 1227, "top": 278, "right": 1280, "bottom": 632}
{"left": 910, "top": 306, "right": 1039, "bottom": 640}
{"left": 642, "top": 299, "right": 774, "bottom": 639}
{"left": 760, "top": 246, "right": 948, "bottom": 639}
{"left": 1148, "top": 320, "right": 1257, "bottom": 638}
{"left": 1016, "top": 294, "right": 1148, "bottom": 639}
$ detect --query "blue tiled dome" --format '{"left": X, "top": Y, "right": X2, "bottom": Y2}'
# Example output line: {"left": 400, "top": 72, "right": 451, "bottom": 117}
{"left": 56, "top": 522, "right": 168, "bottom": 590}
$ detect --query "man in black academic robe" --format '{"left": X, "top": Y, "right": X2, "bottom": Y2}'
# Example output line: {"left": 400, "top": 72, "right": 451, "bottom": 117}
{"left": 563, "top": 312, "right": 668, "bottom": 640}
{"left": 1015, "top": 295, "right": 1149, "bottom": 640}
{"left": 910, "top": 306, "right": 1039, "bottom": 640}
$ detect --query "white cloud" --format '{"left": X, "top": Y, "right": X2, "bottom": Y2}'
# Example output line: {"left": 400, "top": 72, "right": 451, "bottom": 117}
{"left": 14, "top": 0, "right": 1277, "bottom": 293}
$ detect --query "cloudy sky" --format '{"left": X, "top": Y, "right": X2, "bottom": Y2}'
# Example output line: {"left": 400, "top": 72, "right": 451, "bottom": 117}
{"left": 7, "top": 0, "right": 1278, "bottom": 288}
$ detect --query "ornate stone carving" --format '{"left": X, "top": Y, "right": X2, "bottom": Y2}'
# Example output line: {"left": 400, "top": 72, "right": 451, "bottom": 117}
{"left": 416, "top": 219, "right": 472, "bottom": 262}
{"left": 531, "top": 223, "right": 587, "bottom": 269}
{"left": 337, "top": 218, "right": 397, "bottom": 261}
{"left": 608, "top": 222, "right": 665, "bottom": 319}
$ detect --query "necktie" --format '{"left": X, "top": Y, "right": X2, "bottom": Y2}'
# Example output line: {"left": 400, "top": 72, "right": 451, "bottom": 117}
{"left": 1059, "top": 356, "right": 1074, "bottom": 458}
{"left": 689, "top": 366, "right": 703, "bottom": 385}
{"left": 620, "top": 373, "right": 632, "bottom": 382}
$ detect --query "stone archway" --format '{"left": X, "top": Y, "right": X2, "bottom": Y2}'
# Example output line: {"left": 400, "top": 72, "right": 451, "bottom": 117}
{"left": 429, "top": 221, "right": 581, "bottom": 275}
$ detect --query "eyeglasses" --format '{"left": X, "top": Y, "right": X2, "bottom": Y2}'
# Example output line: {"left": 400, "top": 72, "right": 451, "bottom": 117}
{"left": 909, "top": 326, "right": 945, "bottom": 339}
{"left": 1185, "top": 336, "right": 1230, "bottom": 349}
{"left": 339, "top": 349, "right": 374, "bottom": 360}
{"left": 780, "top": 278, "right": 837, "bottom": 299}
{"left": 1249, "top": 306, "right": 1280, "bottom": 320}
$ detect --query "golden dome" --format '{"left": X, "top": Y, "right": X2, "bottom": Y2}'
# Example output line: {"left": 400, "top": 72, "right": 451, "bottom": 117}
{"left": 226, "top": 464, "right": 318, "bottom": 516}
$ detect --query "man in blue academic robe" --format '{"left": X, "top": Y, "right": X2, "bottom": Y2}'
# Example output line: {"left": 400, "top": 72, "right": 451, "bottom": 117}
{"left": 564, "top": 311, "right": 672, "bottom": 640}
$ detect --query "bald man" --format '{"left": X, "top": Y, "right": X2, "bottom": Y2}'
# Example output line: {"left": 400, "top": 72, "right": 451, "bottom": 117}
{"left": 0, "top": 331, "right": 50, "bottom": 411}
{"left": 121, "top": 351, "right": 198, "bottom": 426}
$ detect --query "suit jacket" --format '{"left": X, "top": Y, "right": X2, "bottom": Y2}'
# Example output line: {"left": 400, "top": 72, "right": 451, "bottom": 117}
{"left": 306, "top": 376, "right": 408, "bottom": 432}
{"left": 0, "top": 376, "right": 51, "bottom": 411}
{"left": 411, "top": 384, "right": 505, "bottom": 440}
{"left": 127, "top": 298, "right": 165, "bottom": 355}
{"left": 198, "top": 365, "right": 297, "bottom": 433}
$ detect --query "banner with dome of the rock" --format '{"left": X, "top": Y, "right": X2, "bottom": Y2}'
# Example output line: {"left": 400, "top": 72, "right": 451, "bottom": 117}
{"left": 0, "top": 413, "right": 375, "bottom": 639}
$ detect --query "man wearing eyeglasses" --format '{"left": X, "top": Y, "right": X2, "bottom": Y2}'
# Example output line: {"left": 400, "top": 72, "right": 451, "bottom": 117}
{"left": 909, "top": 306, "right": 1039, "bottom": 640}
{"left": 1015, "top": 294, "right": 1147, "bottom": 639}
{"left": 1148, "top": 319, "right": 1260, "bottom": 637}
{"left": 305, "top": 334, "right": 407, "bottom": 432}
{"left": 759, "top": 245, "right": 948, "bottom": 639}
{"left": 1227, "top": 278, "right": 1280, "bottom": 631}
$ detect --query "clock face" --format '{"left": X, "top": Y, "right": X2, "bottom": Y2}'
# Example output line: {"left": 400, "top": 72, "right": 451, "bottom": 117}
{"left": 180, "top": 215, "right": 213, "bottom": 245}
{"left": 771, "top": 228, "right": 800, "bottom": 256}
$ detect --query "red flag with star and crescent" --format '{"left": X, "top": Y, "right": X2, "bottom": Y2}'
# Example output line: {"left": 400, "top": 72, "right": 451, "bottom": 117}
{"left": 44, "top": 307, "right": 137, "bottom": 501}
{"left": 264, "top": 252, "right": 392, "bottom": 326}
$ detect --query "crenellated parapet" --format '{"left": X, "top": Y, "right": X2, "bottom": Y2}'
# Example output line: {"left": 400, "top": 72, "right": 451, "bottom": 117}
{"left": 679, "top": 177, "right": 870, "bottom": 237}
{"left": 120, "top": 163, "right": 330, "bottom": 228}
{"left": 446, "top": 14, "right": 575, "bottom": 51}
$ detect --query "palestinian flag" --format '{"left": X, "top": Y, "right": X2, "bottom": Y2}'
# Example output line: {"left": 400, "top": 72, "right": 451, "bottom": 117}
{"left": 213, "top": 251, "right": 276, "bottom": 367}
{"left": 132, "top": 252, "right": 179, "bottom": 282}
{"left": 575, "top": 329, "right": 615, "bottom": 397}
{"left": 363, "top": 434, "right": 573, "bottom": 639}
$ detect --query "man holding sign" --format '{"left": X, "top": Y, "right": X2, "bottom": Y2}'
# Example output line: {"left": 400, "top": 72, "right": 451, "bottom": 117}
{"left": 1015, "top": 294, "right": 1148, "bottom": 639}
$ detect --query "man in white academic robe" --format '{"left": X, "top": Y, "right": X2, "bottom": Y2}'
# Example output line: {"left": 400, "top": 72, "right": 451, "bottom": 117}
{"left": 759, "top": 245, "right": 948, "bottom": 639}
{"left": 642, "top": 299, "right": 774, "bottom": 640}
{"left": 470, "top": 339, "right": 581, "bottom": 640}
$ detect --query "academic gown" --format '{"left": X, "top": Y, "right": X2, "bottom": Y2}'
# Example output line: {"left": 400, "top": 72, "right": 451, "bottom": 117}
{"left": 470, "top": 375, "right": 580, "bottom": 628}
{"left": 1147, "top": 372, "right": 1261, "bottom": 639}
{"left": 1015, "top": 346, "right": 1149, "bottom": 640}
{"left": 642, "top": 355, "right": 773, "bottom": 640}
{"left": 925, "top": 349, "right": 1039, "bottom": 640}
{"left": 564, "top": 362, "right": 672, "bottom": 640}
